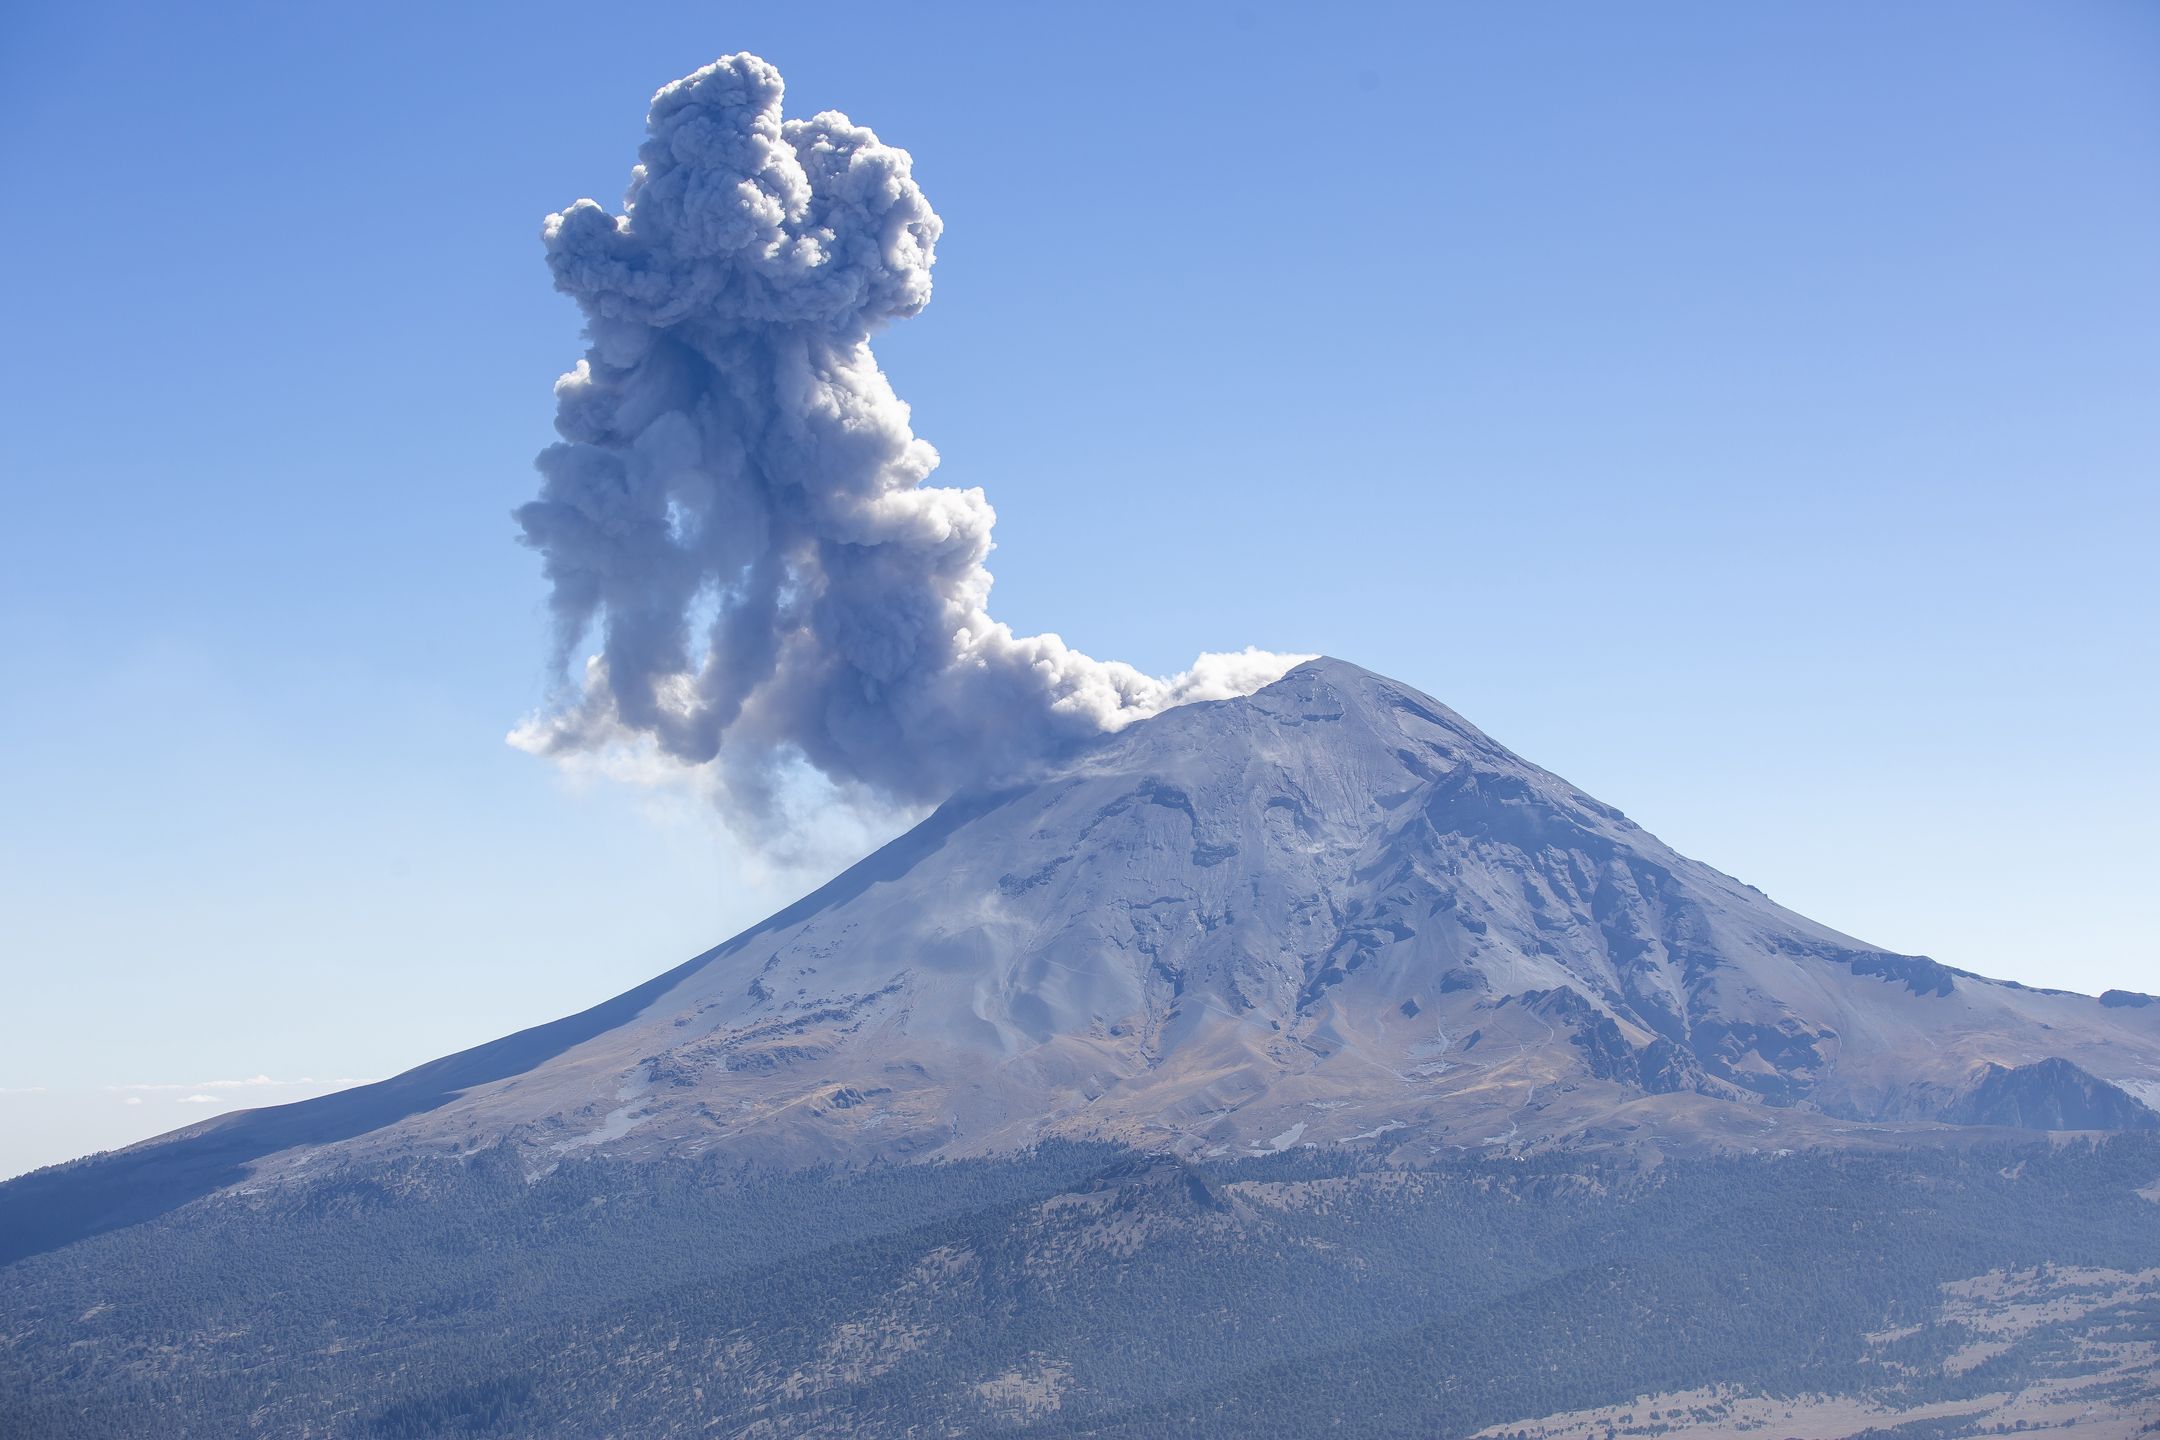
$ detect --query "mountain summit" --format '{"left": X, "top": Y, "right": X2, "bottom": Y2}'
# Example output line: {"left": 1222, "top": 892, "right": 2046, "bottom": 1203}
{"left": 9, "top": 661, "right": 2157, "bottom": 1258}
{"left": 452, "top": 656, "right": 2157, "bottom": 1162}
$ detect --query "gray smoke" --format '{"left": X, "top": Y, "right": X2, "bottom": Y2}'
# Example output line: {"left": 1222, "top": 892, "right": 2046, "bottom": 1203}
{"left": 512, "top": 54, "right": 1303, "bottom": 823}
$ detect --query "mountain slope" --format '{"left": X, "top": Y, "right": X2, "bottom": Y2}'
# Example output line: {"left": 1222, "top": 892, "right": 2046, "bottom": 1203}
{"left": 10, "top": 1137, "right": 2160, "bottom": 1438}
{"left": 7, "top": 659, "right": 2157, "bottom": 1260}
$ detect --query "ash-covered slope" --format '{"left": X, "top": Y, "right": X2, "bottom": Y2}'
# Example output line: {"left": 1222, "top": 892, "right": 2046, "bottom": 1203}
{"left": 408, "top": 657, "right": 2156, "bottom": 1162}
{"left": 8, "top": 660, "right": 2157, "bottom": 1258}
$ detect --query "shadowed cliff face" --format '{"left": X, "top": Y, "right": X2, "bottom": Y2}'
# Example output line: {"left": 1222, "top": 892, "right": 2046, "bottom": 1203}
{"left": 8, "top": 660, "right": 2159, "bottom": 1262}
{"left": 1943, "top": 1058, "right": 2160, "bottom": 1131}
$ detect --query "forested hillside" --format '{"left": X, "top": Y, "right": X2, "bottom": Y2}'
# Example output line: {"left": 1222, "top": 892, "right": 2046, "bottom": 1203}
{"left": 5, "top": 1137, "right": 2158, "bottom": 1437}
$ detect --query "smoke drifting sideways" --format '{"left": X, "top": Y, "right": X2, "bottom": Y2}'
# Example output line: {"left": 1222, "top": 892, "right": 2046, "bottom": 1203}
{"left": 510, "top": 54, "right": 1306, "bottom": 832}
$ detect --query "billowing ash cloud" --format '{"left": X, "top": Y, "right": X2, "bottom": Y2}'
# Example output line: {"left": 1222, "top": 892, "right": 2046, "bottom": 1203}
{"left": 512, "top": 54, "right": 1304, "bottom": 822}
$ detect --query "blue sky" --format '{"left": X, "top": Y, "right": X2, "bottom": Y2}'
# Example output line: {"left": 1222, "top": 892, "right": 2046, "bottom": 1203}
{"left": 2, "top": 1, "right": 2156, "bottom": 1177}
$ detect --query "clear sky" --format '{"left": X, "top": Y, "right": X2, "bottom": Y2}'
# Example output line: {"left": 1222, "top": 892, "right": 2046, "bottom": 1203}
{"left": 3, "top": 1, "right": 2156, "bottom": 1179}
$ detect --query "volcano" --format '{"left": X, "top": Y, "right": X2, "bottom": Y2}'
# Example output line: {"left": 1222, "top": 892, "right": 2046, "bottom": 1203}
{"left": 365, "top": 656, "right": 2160, "bottom": 1164}
{"left": 14, "top": 659, "right": 2156, "bottom": 1256}
{"left": 12, "top": 660, "right": 2160, "bottom": 1439}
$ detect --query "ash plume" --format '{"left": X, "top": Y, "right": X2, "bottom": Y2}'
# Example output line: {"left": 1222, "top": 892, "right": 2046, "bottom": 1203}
{"left": 512, "top": 54, "right": 1303, "bottom": 823}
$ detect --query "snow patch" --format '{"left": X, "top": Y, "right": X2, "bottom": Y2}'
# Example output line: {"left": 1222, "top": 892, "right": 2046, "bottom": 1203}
{"left": 550, "top": 1104, "right": 653, "bottom": 1153}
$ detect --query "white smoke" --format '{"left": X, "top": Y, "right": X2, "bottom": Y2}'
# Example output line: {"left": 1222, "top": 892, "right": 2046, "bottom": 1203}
{"left": 512, "top": 54, "right": 1305, "bottom": 824}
